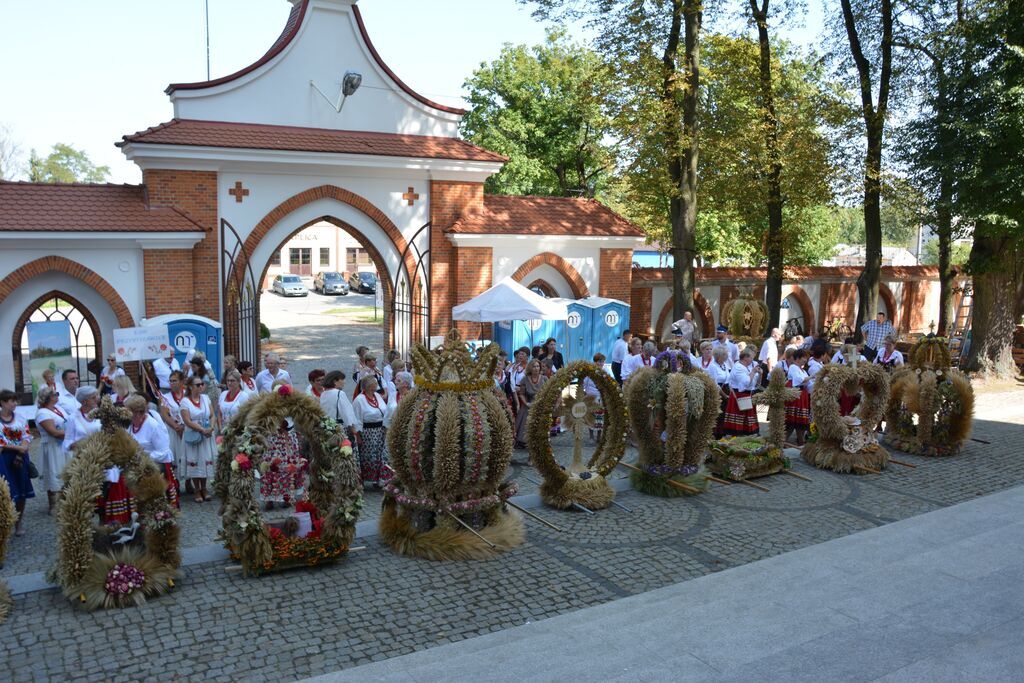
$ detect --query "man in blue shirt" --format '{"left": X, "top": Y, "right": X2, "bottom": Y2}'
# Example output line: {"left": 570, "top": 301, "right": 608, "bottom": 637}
{"left": 860, "top": 311, "right": 895, "bottom": 362}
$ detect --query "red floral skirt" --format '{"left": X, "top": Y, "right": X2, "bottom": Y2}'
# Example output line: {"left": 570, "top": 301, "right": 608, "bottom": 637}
{"left": 722, "top": 391, "right": 759, "bottom": 435}
{"left": 785, "top": 382, "right": 811, "bottom": 427}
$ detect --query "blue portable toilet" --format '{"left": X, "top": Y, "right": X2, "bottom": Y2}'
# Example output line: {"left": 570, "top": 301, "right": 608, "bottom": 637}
{"left": 144, "top": 314, "right": 223, "bottom": 380}
{"left": 561, "top": 300, "right": 592, "bottom": 364}
{"left": 588, "top": 297, "right": 630, "bottom": 360}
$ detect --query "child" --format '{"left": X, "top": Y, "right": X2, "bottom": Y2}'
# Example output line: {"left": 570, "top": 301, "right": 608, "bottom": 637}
{"left": 584, "top": 353, "right": 606, "bottom": 442}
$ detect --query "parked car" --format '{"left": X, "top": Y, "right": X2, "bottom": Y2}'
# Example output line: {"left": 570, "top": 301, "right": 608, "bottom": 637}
{"left": 349, "top": 271, "right": 377, "bottom": 294}
{"left": 313, "top": 271, "right": 349, "bottom": 295}
{"left": 271, "top": 274, "right": 308, "bottom": 297}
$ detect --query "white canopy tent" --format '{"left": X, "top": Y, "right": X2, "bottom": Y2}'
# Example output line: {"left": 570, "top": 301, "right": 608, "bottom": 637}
{"left": 451, "top": 277, "right": 569, "bottom": 322}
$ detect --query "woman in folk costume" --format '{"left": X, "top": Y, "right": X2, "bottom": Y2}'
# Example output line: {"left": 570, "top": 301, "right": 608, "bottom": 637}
{"left": 835, "top": 342, "right": 865, "bottom": 416}
{"left": 320, "top": 371, "right": 356, "bottom": 436}
{"left": 179, "top": 374, "right": 218, "bottom": 503}
{"left": 707, "top": 345, "right": 732, "bottom": 438}
{"left": 124, "top": 395, "right": 179, "bottom": 509}
{"left": 0, "top": 388, "right": 34, "bottom": 535}
{"left": 218, "top": 370, "right": 254, "bottom": 426}
{"left": 873, "top": 334, "right": 904, "bottom": 371}
{"left": 305, "top": 368, "right": 327, "bottom": 398}
{"left": 158, "top": 370, "right": 187, "bottom": 489}
{"left": 35, "top": 387, "right": 68, "bottom": 514}
{"left": 514, "top": 359, "right": 546, "bottom": 449}
{"left": 722, "top": 349, "right": 763, "bottom": 436}
{"left": 111, "top": 375, "right": 136, "bottom": 406}
{"left": 237, "top": 361, "right": 258, "bottom": 393}
{"left": 99, "top": 353, "right": 125, "bottom": 396}
{"left": 352, "top": 375, "right": 393, "bottom": 488}
{"left": 784, "top": 349, "right": 812, "bottom": 445}
{"left": 393, "top": 371, "right": 414, "bottom": 405}
{"left": 66, "top": 387, "right": 136, "bottom": 525}
{"left": 259, "top": 383, "right": 307, "bottom": 510}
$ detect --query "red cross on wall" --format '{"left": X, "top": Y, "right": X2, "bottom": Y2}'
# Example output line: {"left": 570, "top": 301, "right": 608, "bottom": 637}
{"left": 402, "top": 187, "right": 419, "bottom": 206}
{"left": 229, "top": 181, "right": 250, "bottom": 203}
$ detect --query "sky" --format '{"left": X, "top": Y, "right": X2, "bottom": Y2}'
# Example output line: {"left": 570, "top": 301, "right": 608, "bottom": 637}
{"left": 0, "top": 0, "right": 825, "bottom": 185}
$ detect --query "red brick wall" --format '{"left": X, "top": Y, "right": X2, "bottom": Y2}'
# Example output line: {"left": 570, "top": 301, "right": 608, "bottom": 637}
{"left": 599, "top": 248, "right": 633, "bottom": 302}
{"left": 819, "top": 282, "right": 857, "bottom": 324}
{"left": 429, "top": 181, "right": 484, "bottom": 335}
{"left": 454, "top": 246, "right": 493, "bottom": 339}
{"left": 630, "top": 287, "right": 652, "bottom": 337}
{"left": 144, "top": 249, "right": 194, "bottom": 317}
{"left": 143, "top": 170, "right": 219, "bottom": 321}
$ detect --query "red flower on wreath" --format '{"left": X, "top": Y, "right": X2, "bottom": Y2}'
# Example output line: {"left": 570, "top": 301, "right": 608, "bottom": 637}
{"left": 233, "top": 454, "right": 252, "bottom": 471}
{"left": 277, "top": 384, "right": 293, "bottom": 396}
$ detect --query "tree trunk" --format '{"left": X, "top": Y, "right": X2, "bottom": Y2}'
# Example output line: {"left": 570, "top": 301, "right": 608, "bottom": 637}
{"left": 856, "top": 117, "right": 883, "bottom": 338}
{"left": 750, "top": 0, "right": 784, "bottom": 329}
{"left": 935, "top": 194, "right": 955, "bottom": 335}
{"left": 964, "top": 230, "right": 1018, "bottom": 376}
{"left": 668, "top": 0, "right": 701, "bottom": 324}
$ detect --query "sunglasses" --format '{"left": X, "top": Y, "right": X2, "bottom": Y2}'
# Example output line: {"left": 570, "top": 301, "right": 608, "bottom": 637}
{"left": 192, "top": 382, "right": 206, "bottom": 387}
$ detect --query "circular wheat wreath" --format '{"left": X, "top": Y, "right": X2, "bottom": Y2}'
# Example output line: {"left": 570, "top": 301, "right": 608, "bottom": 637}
{"left": 0, "top": 478, "right": 16, "bottom": 622}
{"left": 802, "top": 363, "right": 891, "bottom": 473}
{"left": 52, "top": 398, "right": 181, "bottom": 610}
{"left": 215, "top": 386, "right": 362, "bottom": 575}
{"left": 526, "top": 360, "right": 627, "bottom": 510}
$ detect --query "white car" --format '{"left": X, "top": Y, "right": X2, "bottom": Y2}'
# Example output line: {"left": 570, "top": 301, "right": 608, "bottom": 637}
{"left": 272, "top": 274, "right": 308, "bottom": 297}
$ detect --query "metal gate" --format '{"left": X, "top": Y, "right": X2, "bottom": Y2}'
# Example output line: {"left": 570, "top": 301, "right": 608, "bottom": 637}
{"left": 221, "top": 218, "right": 259, "bottom": 364}
{"left": 391, "top": 222, "right": 431, "bottom": 356}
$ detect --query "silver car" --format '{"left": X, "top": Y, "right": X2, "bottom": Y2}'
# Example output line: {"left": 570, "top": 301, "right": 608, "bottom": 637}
{"left": 271, "top": 274, "right": 308, "bottom": 297}
{"left": 314, "top": 271, "right": 350, "bottom": 295}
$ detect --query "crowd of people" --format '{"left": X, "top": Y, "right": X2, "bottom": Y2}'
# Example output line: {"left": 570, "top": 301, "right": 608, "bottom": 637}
{"left": 0, "top": 310, "right": 901, "bottom": 538}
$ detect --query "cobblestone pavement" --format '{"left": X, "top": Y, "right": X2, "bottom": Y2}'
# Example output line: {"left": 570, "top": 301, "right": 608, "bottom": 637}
{"left": 1, "top": 391, "right": 1021, "bottom": 682}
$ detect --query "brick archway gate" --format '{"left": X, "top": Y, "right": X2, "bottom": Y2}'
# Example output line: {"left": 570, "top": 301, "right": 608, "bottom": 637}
{"left": 223, "top": 186, "right": 427, "bottom": 363}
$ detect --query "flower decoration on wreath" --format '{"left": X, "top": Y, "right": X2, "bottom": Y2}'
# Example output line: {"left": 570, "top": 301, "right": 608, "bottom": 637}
{"left": 50, "top": 396, "right": 180, "bottom": 610}
{"left": 526, "top": 361, "right": 627, "bottom": 510}
{"left": 215, "top": 385, "right": 362, "bottom": 575}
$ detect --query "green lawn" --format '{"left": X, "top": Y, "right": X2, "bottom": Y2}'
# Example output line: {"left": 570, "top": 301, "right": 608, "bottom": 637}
{"left": 322, "top": 306, "right": 382, "bottom": 324}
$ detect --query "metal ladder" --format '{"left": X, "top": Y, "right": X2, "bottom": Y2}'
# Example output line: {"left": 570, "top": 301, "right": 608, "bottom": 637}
{"left": 951, "top": 283, "right": 973, "bottom": 364}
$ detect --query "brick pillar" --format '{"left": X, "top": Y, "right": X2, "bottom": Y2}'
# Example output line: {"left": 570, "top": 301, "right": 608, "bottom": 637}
{"left": 599, "top": 248, "right": 633, "bottom": 301}
{"left": 454, "top": 246, "right": 493, "bottom": 339}
{"left": 429, "top": 181, "right": 484, "bottom": 336}
{"left": 143, "top": 170, "right": 219, "bottom": 321}
{"left": 630, "top": 287, "right": 652, "bottom": 338}
{"left": 143, "top": 250, "right": 195, "bottom": 316}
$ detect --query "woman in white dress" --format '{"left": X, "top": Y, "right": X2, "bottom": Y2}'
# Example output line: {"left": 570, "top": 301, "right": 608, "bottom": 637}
{"left": 63, "top": 386, "right": 101, "bottom": 453}
{"left": 34, "top": 387, "right": 68, "bottom": 513}
{"left": 99, "top": 354, "right": 125, "bottom": 396}
{"left": 179, "top": 375, "right": 218, "bottom": 503}
{"left": 218, "top": 370, "right": 253, "bottom": 426}
{"left": 159, "top": 370, "right": 187, "bottom": 490}
{"left": 320, "top": 370, "right": 355, "bottom": 437}
{"left": 352, "top": 375, "right": 392, "bottom": 488}
{"left": 124, "top": 395, "right": 179, "bottom": 509}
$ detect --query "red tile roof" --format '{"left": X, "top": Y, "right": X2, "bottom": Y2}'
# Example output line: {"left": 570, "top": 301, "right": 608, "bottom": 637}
{"left": 446, "top": 195, "right": 645, "bottom": 237}
{"left": 118, "top": 119, "right": 505, "bottom": 163}
{"left": 0, "top": 182, "right": 204, "bottom": 232}
{"left": 165, "top": 3, "right": 466, "bottom": 115}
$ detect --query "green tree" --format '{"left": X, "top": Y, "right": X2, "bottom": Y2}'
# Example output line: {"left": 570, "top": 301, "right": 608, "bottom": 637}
{"left": 461, "top": 30, "right": 616, "bottom": 196}
{"left": 28, "top": 143, "right": 109, "bottom": 183}
{"left": 832, "top": 0, "right": 898, "bottom": 341}
{"left": 696, "top": 34, "right": 849, "bottom": 266}
{"left": 921, "top": 237, "right": 970, "bottom": 267}
{"left": 942, "top": 0, "right": 1024, "bottom": 375}
{"left": 527, "top": 0, "right": 706, "bottom": 324}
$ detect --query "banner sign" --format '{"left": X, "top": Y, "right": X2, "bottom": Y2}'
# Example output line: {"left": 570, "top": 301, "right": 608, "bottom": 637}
{"left": 26, "top": 320, "right": 73, "bottom": 397}
{"left": 113, "top": 325, "right": 170, "bottom": 362}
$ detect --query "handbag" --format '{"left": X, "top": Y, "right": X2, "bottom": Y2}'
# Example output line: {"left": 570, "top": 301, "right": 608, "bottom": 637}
{"left": 183, "top": 427, "right": 203, "bottom": 444}
{"left": 736, "top": 393, "right": 754, "bottom": 411}
{"left": 27, "top": 458, "right": 40, "bottom": 479}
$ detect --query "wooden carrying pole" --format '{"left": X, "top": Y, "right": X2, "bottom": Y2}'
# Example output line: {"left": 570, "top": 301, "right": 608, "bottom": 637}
{"left": 782, "top": 469, "right": 813, "bottom": 482}
{"left": 616, "top": 461, "right": 702, "bottom": 495}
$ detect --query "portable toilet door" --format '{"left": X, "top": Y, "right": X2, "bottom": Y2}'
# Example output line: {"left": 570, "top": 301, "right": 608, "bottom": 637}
{"left": 564, "top": 301, "right": 591, "bottom": 363}
{"left": 591, "top": 299, "right": 630, "bottom": 360}
{"left": 144, "top": 314, "right": 223, "bottom": 381}
{"left": 493, "top": 320, "right": 515, "bottom": 355}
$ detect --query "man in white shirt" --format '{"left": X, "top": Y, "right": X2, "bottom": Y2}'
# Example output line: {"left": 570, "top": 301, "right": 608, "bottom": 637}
{"left": 610, "top": 330, "right": 632, "bottom": 386}
{"left": 671, "top": 312, "right": 696, "bottom": 347}
{"left": 758, "top": 328, "right": 781, "bottom": 378}
{"left": 621, "top": 339, "right": 654, "bottom": 382}
{"left": 57, "top": 369, "right": 81, "bottom": 415}
{"left": 711, "top": 325, "right": 738, "bottom": 367}
{"left": 152, "top": 348, "right": 181, "bottom": 391}
{"left": 255, "top": 352, "right": 291, "bottom": 393}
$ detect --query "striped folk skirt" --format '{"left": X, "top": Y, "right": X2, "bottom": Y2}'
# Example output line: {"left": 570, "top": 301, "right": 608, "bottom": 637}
{"left": 722, "top": 391, "right": 759, "bottom": 435}
{"left": 785, "top": 382, "right": 811, "bottom": 428}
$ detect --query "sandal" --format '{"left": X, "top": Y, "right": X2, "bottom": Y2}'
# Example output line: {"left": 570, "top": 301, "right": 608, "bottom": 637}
{"left": 194, "top": 496, "right": 204, "bottom": 504}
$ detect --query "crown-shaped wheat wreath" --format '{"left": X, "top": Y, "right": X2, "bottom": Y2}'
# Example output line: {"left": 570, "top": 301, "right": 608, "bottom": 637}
{"left": 884, "top": 336, "right": 974, "bottom": 456}
{"left": 802, "top": 363, "right": 891, "bottom": 473}
{"left": 382, "top": 329, "right": 522, "bottom": 561}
